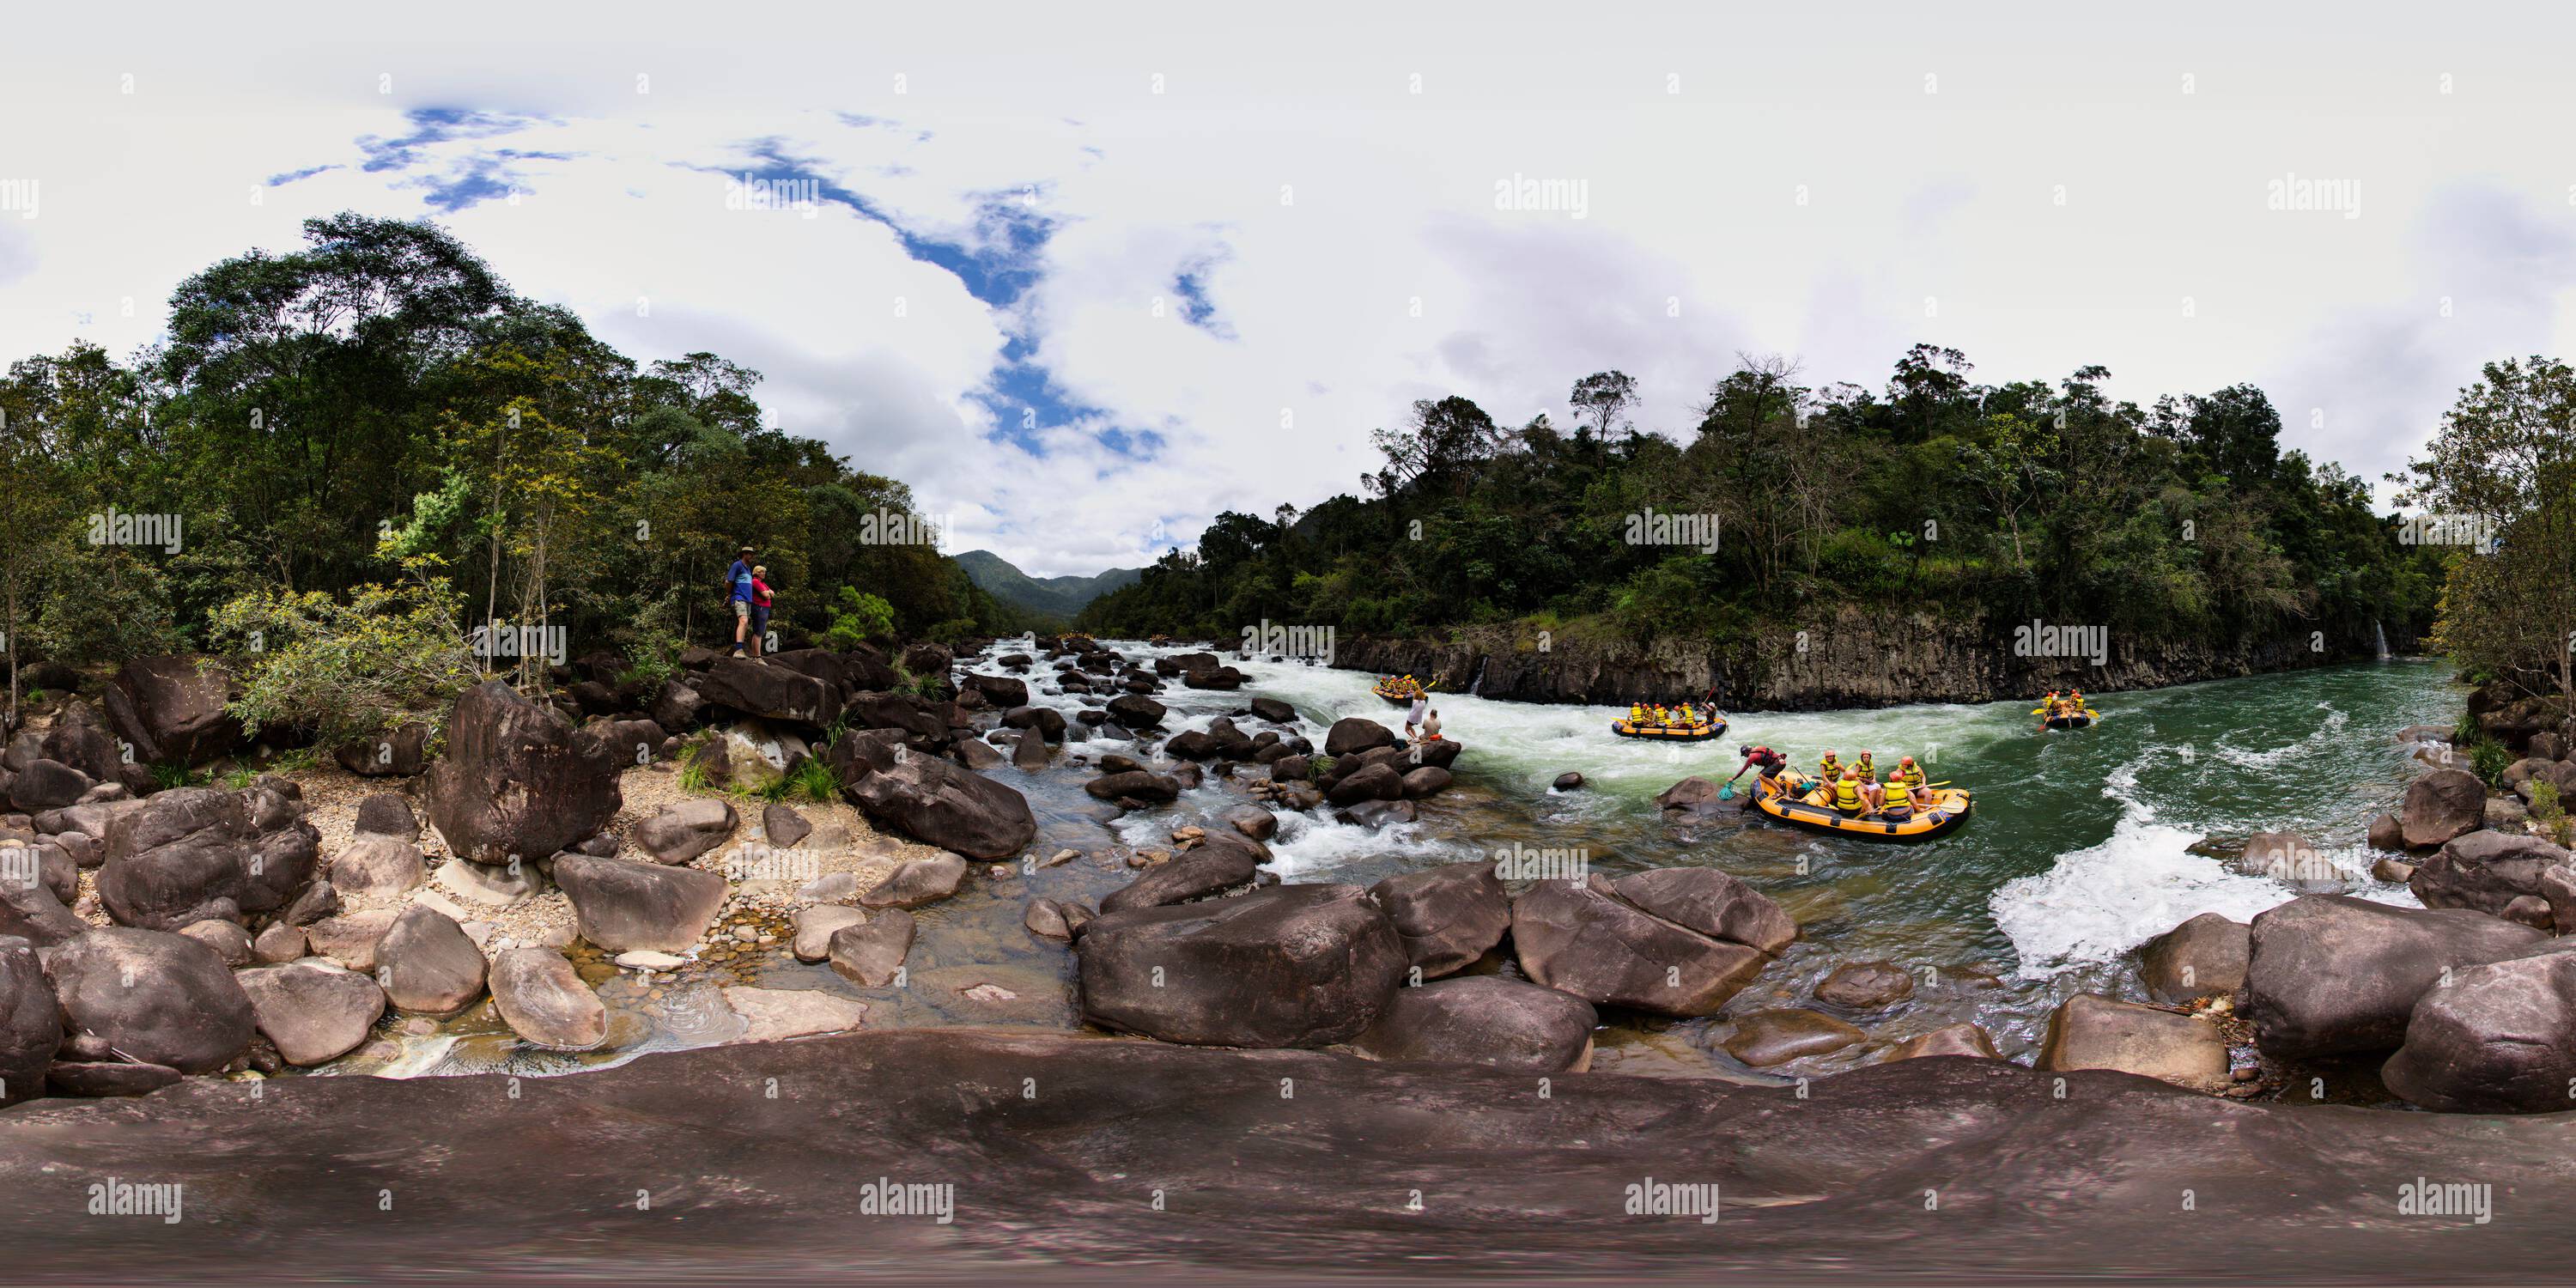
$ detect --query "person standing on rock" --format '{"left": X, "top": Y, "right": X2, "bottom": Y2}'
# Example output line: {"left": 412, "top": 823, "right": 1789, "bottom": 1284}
{"left": 1406, "top": 690, "right": 1429, "bottom": 740}
{"left": 750, "top": 565, "right": 775, "bottom": 656}
{"left": 725, "top": 545, "right": 759, "bottom": 659}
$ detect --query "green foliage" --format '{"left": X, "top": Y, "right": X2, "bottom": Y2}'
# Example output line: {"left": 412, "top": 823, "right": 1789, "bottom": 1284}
{"left": 2466, "top": 736, "right": 2514, "bottom": 789}
{"left": 2454, "top": 711, "right": 2485, "bottom": 747}
{"left": 775, "top": 755, "right": 841, "bottom": 804}
{"left": 31, "top": 547, "right": 184, "bottom": 665}
{"left": 210, "top": 570, "right": 479, "bottom": 751}
{"left": 151, "top": 762, "right": 210, "bottom": 791}
{"left": 677, "top": 758, "right": 715, "bottom": 794}
{"left": 826, "top": 586, "right": 897, "bottom": 650}
{"left": 2532, "top": 781, "right": 2573, "bottom": 847}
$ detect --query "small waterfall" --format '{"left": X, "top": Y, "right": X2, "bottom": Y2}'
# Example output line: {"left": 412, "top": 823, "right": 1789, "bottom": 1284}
{"left": 2373, "top": 621, "right": 2391, "bottom": 661}
{"left": 1467, "top": 658, "right": 1489, "bottom": 696}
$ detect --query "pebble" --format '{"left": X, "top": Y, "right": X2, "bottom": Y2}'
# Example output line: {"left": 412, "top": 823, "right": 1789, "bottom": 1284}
{"left": 1042, "top": 849, "right": 1079, "bottom": 867}
{"left": 732, "top": 925, "right": 760, "bottom": 942}
{"left": 617, "top": 950, "right": 689, "bottom": 971}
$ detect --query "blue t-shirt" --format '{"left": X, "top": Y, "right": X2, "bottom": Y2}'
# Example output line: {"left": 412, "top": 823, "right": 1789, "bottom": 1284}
{"left": 726, "top": 559, "right": 755, "bottom": 603}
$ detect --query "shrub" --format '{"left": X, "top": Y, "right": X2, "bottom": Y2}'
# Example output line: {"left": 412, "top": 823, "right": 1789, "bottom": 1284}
{"left": 2534, "top": 781, "right": 2573, "bottom": 848}
{"left": 32, "top": 548, "right": 184, "bottom": 665}
{"left": 825, "top": 586, "right": 897, "bottom": 650}
{"left": 209, "top": 572, "right": 479, "bottom": 751}
{"left": 2466, "top": 736, "right": 2514, "bottom": 789}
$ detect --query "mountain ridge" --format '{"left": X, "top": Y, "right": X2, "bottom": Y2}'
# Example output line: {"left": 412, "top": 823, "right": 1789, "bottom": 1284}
{"left": 955, "top": 549, "right": 1141, "bottom": 620}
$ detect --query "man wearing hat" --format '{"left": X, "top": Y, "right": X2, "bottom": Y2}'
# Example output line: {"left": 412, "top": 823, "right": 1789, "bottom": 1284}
{"left": 725, "top": 544, "right": 760, "bottom": 658}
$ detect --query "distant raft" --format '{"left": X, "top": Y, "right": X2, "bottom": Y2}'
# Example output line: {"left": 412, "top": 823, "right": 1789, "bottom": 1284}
{"left": 2042, "top": 711, "right": 2095, "bottom": 730}
{"left": 1610, "top": 716, "right": 1728, "bottom": 742}
{"left": 1751, "top": 775, "right": 1973, "bottom": 842}
{"left": 1373, "top": 677, "right": 1426, "bottom": 705}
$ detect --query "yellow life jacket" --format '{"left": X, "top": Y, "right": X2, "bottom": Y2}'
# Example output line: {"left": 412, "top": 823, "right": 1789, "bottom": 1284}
{"left": 1898, "top": 763, "right": 1925, "bottom": 789}
{"left": 1831, "top": 776, "right": 1863, "bottom": 810}
{"left": 1855, "top": 754, "right": 1875, "bottom": 777}
{"left": 1819, "top": 756, "right": 1842, "bottom": 778}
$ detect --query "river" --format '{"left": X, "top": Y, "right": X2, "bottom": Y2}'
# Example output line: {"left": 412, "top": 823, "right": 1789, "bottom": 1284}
{"left": 346, "top": 642, "right": 2464, "bottom": 1086}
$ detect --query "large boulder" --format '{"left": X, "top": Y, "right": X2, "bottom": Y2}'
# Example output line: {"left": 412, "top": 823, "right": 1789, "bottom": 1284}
{"left": 1326, "top": 762, "right": 1405, "bottom": 805}
{"left": 0, "top": 874, "right": 85, "bottom": 947}
{"left": 633, "top": 799, "right": 739, "bottom": 866}
{"left": 488, "top": 948, "right": 606, "bottom": 1050}
{"left": 1323, "top": 717, "right": 1396, "bottom": 757}
{"left": 1654, "top": 776, "right": 1724, "bottom": 816}
{"left": 235, "top": 960, "right": 386, "bottom": 1066}
{"left": 1078, "top": 884, "right": 1407, "bottom": 1048}
{"left": 1081, "top": 770, "right": 1180, "bottom": 804}
{"left": 1611, "top": 867, "right": 1796, "bottom": 956}
{"left": 963, "top": 674, "right": 1029, "bottom": 708}
{"left": 2244, "top": 894, "right": 2546, "bottom": 1060}
{"left": 696, "top": 657, "right": 840, "bottom": 730}
{"left": 2400, "top": 769, "right": 2488, "bottom": 849}
{"left": 374, "top": 903, "right": 489, "bottom": 1016}
{"left": 327, "top": 835, "right": 425, "bottom": 901}
{"left": 101, "top": 654, "right": 244, "bottom": 767}
{"left": 0, "top": 936, "right": 60, "bottom": 1107}
{"left": 1000, "top": 705, "right": 1067, "bottom": 742}
{"left": 553, "top": 854, "right": 727, "bottom": 954}
{"left": 2136, "top": 913, "right": 2251, "bottom": 1004}
{"left": 97, "top": 783, "right": 319, "bottom": 930}
{"left": 2034, "top": 993, "right": 2230, "bottom": 1092}
{"left": 1366, "top": 862, "right": 1510, "bottom": 978}
{"left": 334, "top": 721, "right": 432, "bottom": 778}
{"left": 44, "top": 927, "right": 254, "bottom": 1073}
{"left": 901, "top": 642, "right": 953, "bottom": 679}
{"left": 425, "top": 682, "right": 622, "bottom": 866}
{"left": 7, "top": 760, "right": 92, "bottom": 813}
{"left": 1352, "top": 976, "right": 1595, "bottom": 1072}
{"left": 1812, "top": 962, "right": 1917, "bottom": 1012}
{"left": 2409, "top": 830, "right": 2575, "bottom": 920}
{"left": 1105, "top": 694, "right": 1167, "bottom": 729}
{"left": 1722, "top": 1009, "right": 1865, "bottom": 1067}
{"left": 1510, "top": 875, "right": 1770, "bottom": 1017}
{"left": 843, "top": 748, "right": 1036, "bottom": 860}
{"left": 842, "top": 694, "right": 949, "bottom": 745}
{"left": 1880, "top": 1024, "right": 2002, "bottom": 1063}
{"left": 2382, "top": 944, "right": 2576, "bottom": 1113}
{"left": 39, "top": 701, "right": 125, "bottom": 783}
{"left": 827, "top": 909, "right": 916, "bottom": 987}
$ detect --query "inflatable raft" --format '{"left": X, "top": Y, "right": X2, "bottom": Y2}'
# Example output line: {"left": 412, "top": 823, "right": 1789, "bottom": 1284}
{"left": 1373, "top": 677, "right": 1425, "bottom": 705}
{"left": 1751, "top": 775, "right": 1972, "bottom": 841}
{"left": 1610, "top": 717, "right": 1728, "bottom": 742}
{"left": 2041, "top": 711, "right": 2096, "bottom": 730}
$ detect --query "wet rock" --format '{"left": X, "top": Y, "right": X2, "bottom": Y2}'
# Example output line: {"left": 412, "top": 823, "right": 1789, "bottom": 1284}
{"left": 1612, "top": 868, "right": 1797, "bottom": 956}
{"left": 2245, "top": 894, "right": 2546, "bottom": 1060}
{"left": 1722, "top": 1008, "right": 1864, "bottom": 1067}
{"left": 2137, "top": 913, "right": 2251, "bottom": 1004}
{"left": 634, "top": 799, "right": 739, "bottom": 866}
{"left": 1400, "top": 766, "right": 1453, "bottom": 799}
{"left": 0, "top": 936, "right": 61, "bottom": 1108}
{"left": 1249, "top": 697, "right": 1294, "bottom": 723}
{"left": 843, "top": 748, "right": 1036, "bottom": 860}
{"left": 1813, "top": 961, "right": 1917, "bottom": 1011}
{"left": 616, "top": 950, "right": 685, "bottom": 971}
{"left": 2382, "top": 944, "right": 2576, "bottom": 1112}
{"left": 1352, "top": 976, "right": 1595, "bottom": 1072}
{"left": 2400, "top": 768, "right": 2487, "bottom": 849}
{"left": 826, "top": 908, "right": 916, "bottom": 987}
{"left": 1099, "top": 831, "right": 1266, "bottom": 914}
{"left": 98, "top": 783, "right": 319, "bottom": 931}
{"left": 913, "top": 964, "right": 1078, "bottom": 1026}
{"left": 1552, "top": 772, "right": 1585, "bottom": 791}
{"left": 1078, "top": 884, "right": 1406, "bottom": 1048}
{"left": 1224, "top": 805, "right": 1279, "bottom": 841}
{"left": 2036, "top": 994, "right": 2228, "bottom": 1092}
{"left": 1327, "top": 762, "right": 1404, "bottom": 805}
{"left": 1879, "top": 1024, "right": 2001, "bottom": 1062}
{"left": 1024, "top": 898, "right": 1078, "bottom": 943}
{"left": 375, "top": 904, "right": 488, "bottom": 1016}
{"left": 2372, "top": 857, "right": 2415, "bottom": 884}
{"left": 489, "top": 948, "right": 606, "bottom": 1050}
{"left": 2367, "top": 811, "right": 2406, "bottom": 853}
{"left": 1511, "top": 875, "right": 1769, "bottom": 1018}
{"left": 1367, "top": 862, "right": 1510, "bottom": 979}
{"left": 793, "top": 906, "right": 867, "bottom": 963}
{"left": 762, "top": 803, "right": 812, "bottom": 849}
{"left": 45, "top": 927, "right": 254, "bottom": 1073}
{"left": 1000, "top": 705, "right": 1066, "bottom": 743}
{"left": 721, "top": 987, "right": 867, "bottom": 1042}
{"left": 1270, "top": 756, "right": 1314, "bottom": 784}
{"left": 236, "top": 960, "right": 386, "bottom": 1066}
{"left": 860, "top": 853, "right": 968, "bottom": 910}
{"left": 353, "top": 794, "right": 420, "bottom": 841}
{"left": 952, "top": 737, "right": 1004, "bottom": 771}
{"left": 1011, "top": 729, "right": 1051, "bottom": 770}
{"left": 1655, "top": 776, "right": 1724, "bottom": 816}
{"left": 963, "top": 674, "right": 1029, "bottom": 708}
{"left": 176, "top": 918, "right": 254, "bottom": 968}
{"left": 329, "top": 835, "right": 426, "bottom": 900}
{"left": 555, "top": 855, "right": 727, "bottom": 954}
{"left": 426, "top": 681, "right": 623, "bottom": 866}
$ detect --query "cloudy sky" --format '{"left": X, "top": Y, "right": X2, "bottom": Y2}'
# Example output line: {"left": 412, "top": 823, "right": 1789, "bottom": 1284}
{"left": 3, "top": 4, "right": 2571, "bottom": 575}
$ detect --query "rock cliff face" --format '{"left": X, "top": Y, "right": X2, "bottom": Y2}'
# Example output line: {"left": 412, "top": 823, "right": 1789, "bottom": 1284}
{"left": 1329, "top": 610, "right": 2388, "bottom": 708}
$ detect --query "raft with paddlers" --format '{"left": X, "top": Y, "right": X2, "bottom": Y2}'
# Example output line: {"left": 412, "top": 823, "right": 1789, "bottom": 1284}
{"left": 1610, "top": 715, "right": 1728, "bottom": 741}
{"left": 1373, "top": 675, "right": 1428, "bottom": 704}
{"left": 1750, "top": 774, "right": 1973, "bottom": 841}
{"left": 2032, "top": 691, "right": 2100, "bottom": 731}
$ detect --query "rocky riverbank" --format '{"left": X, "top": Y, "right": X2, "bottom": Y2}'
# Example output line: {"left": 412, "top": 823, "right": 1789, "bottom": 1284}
{"left": 1327, "top": 609, "right": 2400, "bottom": 708}
{"left": 4, "top": 1027, "right": 2572, "bottom": 1283}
